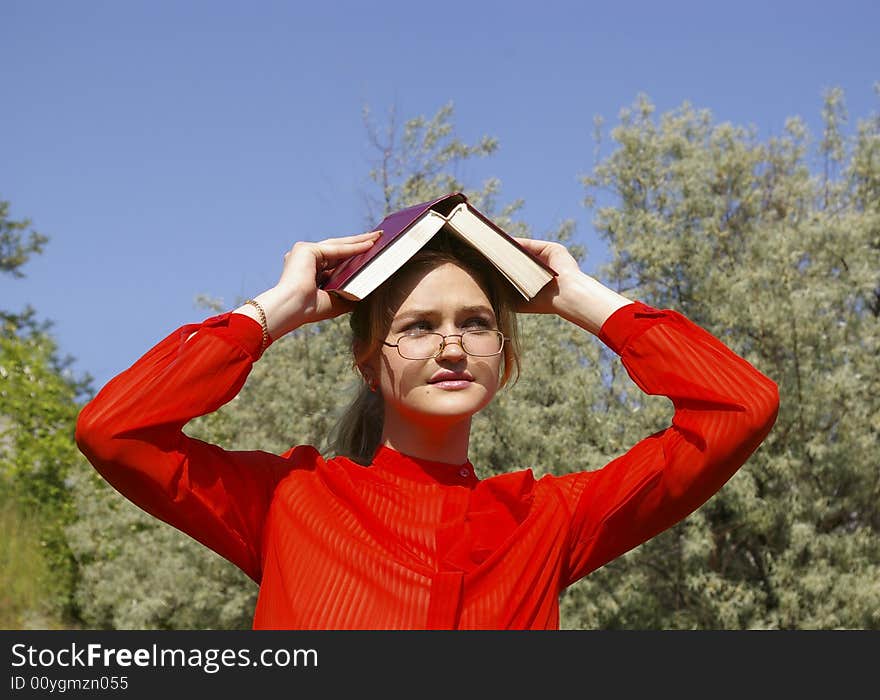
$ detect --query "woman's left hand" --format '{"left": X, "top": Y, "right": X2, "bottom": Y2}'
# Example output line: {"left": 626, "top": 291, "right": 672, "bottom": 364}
{"left": 514, "top": 236, "right": 633, "bottom": 335}
{"left": 513, "top": 237, "right": 583, "bottom": 315}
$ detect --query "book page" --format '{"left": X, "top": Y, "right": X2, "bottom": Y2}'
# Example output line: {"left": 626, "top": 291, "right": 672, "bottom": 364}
{"left": 446, "top": 205, "right": 553, "bottom": 299}
{"left": 342, "top": 211, "right": 448, "bottom": 299}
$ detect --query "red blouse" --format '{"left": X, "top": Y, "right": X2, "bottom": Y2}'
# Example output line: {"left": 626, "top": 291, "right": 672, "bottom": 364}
{"left": 75, "top": 301, "right": 779, "bottom": 629}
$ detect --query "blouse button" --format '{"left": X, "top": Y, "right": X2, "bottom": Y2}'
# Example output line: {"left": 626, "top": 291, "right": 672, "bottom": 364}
{"left": 459, "top": 468, "right": 469, "bottom": 478}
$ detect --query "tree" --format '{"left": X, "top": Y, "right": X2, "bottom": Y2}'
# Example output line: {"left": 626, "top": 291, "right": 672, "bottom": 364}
{"left": 560, "top": 87, "right": 879, "bottom": 629}
{"left": 0, "top": 199, "right": 48, "bottom": 278}
{"left": 0, "top": 199, "right": 88, "bottom": 628}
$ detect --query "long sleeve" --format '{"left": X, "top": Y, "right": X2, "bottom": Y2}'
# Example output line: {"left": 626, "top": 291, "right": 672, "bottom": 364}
{"left": 75, "top": 312, "right": 292, "bottom": 583}
{"left": 560, "top": 301, "right": 780, "bottom": 585}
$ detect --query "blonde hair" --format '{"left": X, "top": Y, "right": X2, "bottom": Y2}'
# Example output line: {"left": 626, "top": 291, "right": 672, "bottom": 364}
{"left": 326, "top": 231, "right": 522, "bottom": 464}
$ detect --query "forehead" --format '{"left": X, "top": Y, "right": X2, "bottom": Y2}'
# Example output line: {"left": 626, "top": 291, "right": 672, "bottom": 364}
{"left": 392, "top": 262, "right": 492, "bottom": 315}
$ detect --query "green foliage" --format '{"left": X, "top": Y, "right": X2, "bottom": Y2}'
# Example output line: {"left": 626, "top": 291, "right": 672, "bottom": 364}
{"left": 0, "top": 199, "right": 48, "bottom": 278}
{"left": 0, "top": 490, "right": 72, "bottom": 629}
{"left": 0, "top": 325, "right": 83, "bottom": 623}
{"left": 1, "top": 317, "right": 85, "bottom": 508}
{"left": 0, "top": 202, "right": 90, "bottom": 627}
{"left": 561, "top": 87, "right": 880, "bottom": 629}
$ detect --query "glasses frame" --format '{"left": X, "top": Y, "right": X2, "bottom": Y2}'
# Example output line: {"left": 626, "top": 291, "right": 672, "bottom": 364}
{"left": 383, "top": 329, "right": 507, "bottom": 360}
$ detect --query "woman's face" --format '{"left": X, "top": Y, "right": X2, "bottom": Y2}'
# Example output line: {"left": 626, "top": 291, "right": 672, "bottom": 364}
{"left": 369, "top": 262, "right": 503, "bottom": 428}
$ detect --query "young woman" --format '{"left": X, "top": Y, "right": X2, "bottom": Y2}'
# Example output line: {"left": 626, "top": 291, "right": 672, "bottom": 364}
{"left": 75, "top": 225, "right": 779, "bottom": 629}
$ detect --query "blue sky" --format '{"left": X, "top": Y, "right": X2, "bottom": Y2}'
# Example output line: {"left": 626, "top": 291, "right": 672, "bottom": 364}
{"left": 2, "top": 0, "right": 877, "bottom": 392}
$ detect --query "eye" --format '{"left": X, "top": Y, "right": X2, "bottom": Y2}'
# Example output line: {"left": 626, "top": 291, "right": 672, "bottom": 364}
{"left": 462, "top": 316, "right": 492, "bottom": 329}
{"left": 401, "top": 319, "right": 434, "bottom": 334}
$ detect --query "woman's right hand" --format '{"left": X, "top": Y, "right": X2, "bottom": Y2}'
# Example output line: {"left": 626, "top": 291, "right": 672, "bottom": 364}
{"left": 236, "top": 230, "right": 382, "bottom": 341}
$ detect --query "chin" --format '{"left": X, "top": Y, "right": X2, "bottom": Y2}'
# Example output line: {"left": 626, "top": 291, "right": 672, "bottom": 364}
{"left": 387, "top": 382, "right": 497, "bottom": 424}
{"left": 420, "top": 385, "right": 495, "bottom": 417}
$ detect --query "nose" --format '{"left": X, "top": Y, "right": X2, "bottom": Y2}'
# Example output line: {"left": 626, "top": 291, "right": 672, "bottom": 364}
{"left": 437, "top": 334, "right": 466, "bottom": 359}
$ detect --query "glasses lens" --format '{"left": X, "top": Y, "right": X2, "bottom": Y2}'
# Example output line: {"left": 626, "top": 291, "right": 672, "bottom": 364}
{"left": 461, "top": 330, "right": 504, "bottom": 356}
{"left": 394, "top": 330, "right": 504, "bottom": 359}
{"left": 397, "top": 333, "right": 443, "bottom": 359}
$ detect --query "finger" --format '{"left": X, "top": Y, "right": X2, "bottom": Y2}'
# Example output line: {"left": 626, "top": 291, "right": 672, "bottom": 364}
{"left": 316, "top": 266, "right": 335, "bottom": 283}
{"left": 513, "top": 236, "right": 547, "bottom": 252}
{"left": 318, "top": 230, "right": 383, "bottom": 246}
{"left": 514, "top": 237, "right": 556, "bottom": 263}
{"left": 284, "top": 231, "right": 383, "bottom": 280}
{"left": 318, "top": 288, "right": 358, "bottom": 319}
{"left": 314, "top": 230, "right": 383, "bottom": 266}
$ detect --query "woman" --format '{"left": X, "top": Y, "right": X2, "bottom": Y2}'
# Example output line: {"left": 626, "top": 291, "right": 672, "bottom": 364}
{"left": 75, "top": 225, "right": 779, "bottom": 629}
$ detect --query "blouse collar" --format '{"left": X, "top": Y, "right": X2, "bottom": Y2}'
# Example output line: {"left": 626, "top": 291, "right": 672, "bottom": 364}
{"left": 370, "top": 445, "right": 478, "bottom": 486}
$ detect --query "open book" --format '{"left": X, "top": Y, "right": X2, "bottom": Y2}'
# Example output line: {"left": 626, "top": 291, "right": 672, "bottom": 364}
{"left": 322, "top": 192, "right": 556, "bottom": 301}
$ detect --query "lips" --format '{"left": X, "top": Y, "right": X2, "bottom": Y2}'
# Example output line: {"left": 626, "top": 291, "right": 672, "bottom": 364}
{"left": 428, "top": 371, "right": 473, "bottom": 384}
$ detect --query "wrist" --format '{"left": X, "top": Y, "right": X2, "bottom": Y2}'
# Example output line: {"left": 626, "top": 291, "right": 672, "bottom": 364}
{"left": 556, "top": 272, "right": 632, "bottom": 336}
{"left": 233, "top": 286, "right": 307, "bottom": 341}
{"left": 242, "top": 299, "right": 269, "bottom": 352}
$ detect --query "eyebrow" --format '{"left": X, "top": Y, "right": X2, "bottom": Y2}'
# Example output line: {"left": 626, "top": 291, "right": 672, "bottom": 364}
{"left": 393, "top": 305, "right": 496, "bottom": 322}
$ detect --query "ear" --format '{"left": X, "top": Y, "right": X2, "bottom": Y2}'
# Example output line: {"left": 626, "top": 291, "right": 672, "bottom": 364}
{"left": 356, "top": 362, "right": 378, "bottom": 391}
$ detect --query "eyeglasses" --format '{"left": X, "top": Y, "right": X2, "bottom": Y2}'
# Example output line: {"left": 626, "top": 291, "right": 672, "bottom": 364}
{"left": 383, "top": 330, "right": 506, "bottom": 360}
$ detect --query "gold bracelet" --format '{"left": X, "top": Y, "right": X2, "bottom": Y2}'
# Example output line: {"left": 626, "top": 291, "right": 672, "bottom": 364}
{"left": 243, "top": 299, "right": 269, "bottom": 353}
